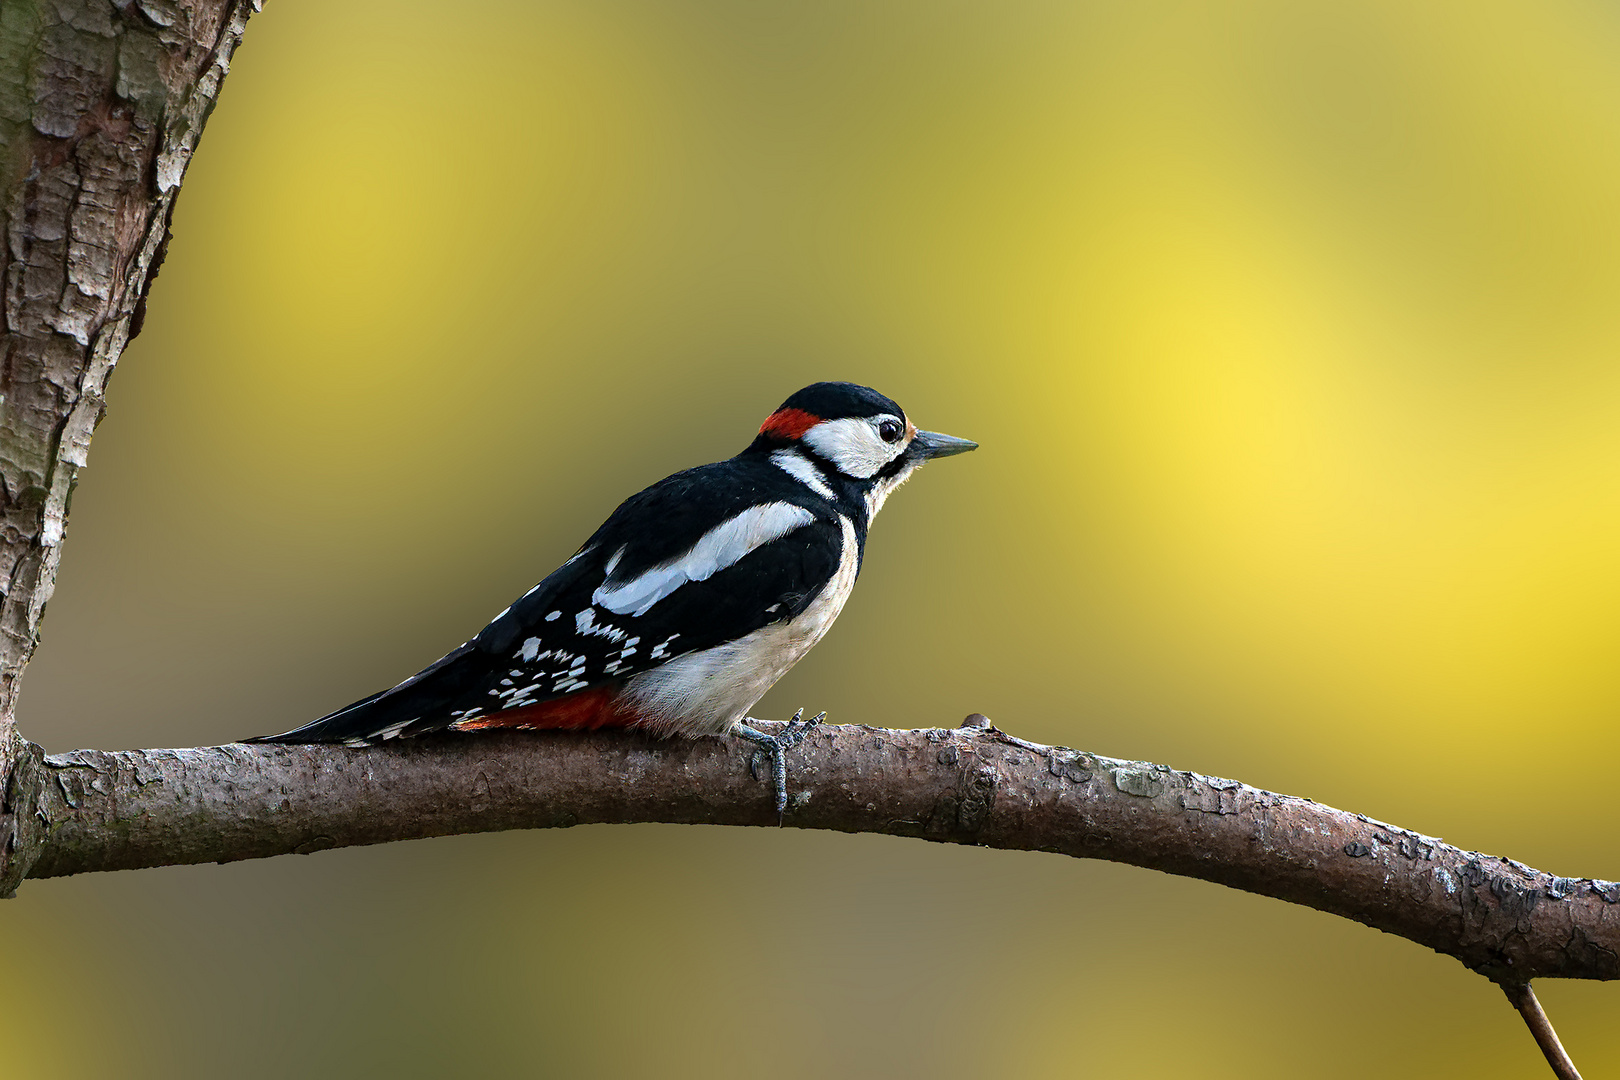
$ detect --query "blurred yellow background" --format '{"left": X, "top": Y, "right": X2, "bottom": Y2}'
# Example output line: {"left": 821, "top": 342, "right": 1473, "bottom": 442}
{"left": 4, "top": 0, "right": 1619, "bottom": 1075}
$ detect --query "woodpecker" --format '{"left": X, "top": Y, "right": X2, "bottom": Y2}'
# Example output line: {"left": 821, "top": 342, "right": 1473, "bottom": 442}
{"left": 250, "top": 382, "right": 977, "bottom": 812}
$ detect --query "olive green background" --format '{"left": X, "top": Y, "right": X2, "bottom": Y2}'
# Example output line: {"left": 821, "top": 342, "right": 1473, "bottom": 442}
{"left": 4, "top": 1, "right": 1619, "bottom": 1076}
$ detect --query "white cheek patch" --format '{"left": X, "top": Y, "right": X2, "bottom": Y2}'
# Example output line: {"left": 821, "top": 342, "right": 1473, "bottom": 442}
{"left": 801, "top": 416, "right": 906, "bottom": 479}
{"left": 592, "top": 501, "right": 816, "bottom": 617}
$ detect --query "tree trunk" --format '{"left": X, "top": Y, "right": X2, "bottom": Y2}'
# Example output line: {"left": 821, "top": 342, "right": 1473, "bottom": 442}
{"left": 0, "top": 0, "right": 259, "bottom": 894}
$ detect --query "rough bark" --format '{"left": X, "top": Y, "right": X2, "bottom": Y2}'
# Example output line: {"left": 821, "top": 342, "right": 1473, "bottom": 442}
{"left": 0, "top": 0, "right": 259, "bottom": 894}
{"left": 23, "top": 719, "right": 1620, "bottom": 985}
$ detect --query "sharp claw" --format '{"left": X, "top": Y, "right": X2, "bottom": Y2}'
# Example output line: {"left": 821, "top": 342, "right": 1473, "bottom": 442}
{"left": 734, "top": 710, "right": 827, "bottom": 819}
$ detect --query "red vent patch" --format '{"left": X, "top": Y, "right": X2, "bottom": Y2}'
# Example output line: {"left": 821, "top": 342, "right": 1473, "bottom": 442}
{"left": 759, "top": 407, "right": 821, "bottom": 440}
{"left": 450, "top": 686, "right": 634, "bottom": 732}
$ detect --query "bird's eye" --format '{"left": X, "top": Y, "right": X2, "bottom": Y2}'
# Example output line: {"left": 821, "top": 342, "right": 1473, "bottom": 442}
{"left": 878, "top": 418, "right": 903, "bottom": 443}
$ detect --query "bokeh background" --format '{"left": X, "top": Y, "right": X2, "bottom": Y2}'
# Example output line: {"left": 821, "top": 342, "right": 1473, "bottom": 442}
{"left": 4, "top": 0, "right": 1619, "bottom": 1075}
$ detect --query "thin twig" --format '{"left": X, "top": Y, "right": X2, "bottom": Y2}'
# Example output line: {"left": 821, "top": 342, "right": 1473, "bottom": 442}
{"left": 1502, "top": 982, "right": 1582, "bottom": 1080}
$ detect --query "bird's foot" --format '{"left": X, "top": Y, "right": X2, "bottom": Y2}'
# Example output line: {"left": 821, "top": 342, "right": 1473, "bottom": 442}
{"left": 735, "top": 707, "right": 825, "bottom": 817}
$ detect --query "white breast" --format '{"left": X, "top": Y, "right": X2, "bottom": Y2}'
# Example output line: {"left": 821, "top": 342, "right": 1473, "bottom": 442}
{"left": 621, "top": 514, "right": 861, "bottom": 736}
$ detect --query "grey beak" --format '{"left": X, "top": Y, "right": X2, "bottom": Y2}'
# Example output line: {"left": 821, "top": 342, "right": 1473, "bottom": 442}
{"left": 910, "top": 430, "right": 979, "bottom": 460}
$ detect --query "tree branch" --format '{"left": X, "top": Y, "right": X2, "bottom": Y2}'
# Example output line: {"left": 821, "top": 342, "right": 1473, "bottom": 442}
{"left": 24, "top": 720, "right": 1620, "bottom": 988}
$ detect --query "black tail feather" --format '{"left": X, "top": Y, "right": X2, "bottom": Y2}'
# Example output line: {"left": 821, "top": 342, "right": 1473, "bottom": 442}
{"left": 246, "top": 643, "right": 481, "bottom": 744}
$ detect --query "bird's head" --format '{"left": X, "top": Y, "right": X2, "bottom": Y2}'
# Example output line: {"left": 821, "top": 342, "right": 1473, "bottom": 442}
{"left": 749, "top": 382, "right": 977, "bottom": 515}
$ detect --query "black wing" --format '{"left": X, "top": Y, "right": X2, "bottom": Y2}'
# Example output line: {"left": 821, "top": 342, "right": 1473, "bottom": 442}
{"left": 250, "top": 460, "right": 845, "bottom": 743}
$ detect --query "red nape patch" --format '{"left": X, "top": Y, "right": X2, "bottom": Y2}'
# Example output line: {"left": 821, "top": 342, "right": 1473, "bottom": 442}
{"left": 450, "top": 686, "right": 636, "bottom": 732}
{"left": 758, "top": 407, "right": 821, "bottom": 440}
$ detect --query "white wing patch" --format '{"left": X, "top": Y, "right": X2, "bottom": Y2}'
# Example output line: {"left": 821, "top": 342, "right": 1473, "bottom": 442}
{"left": 771, "top": 448, "right": 835, "bottom": 499}
{"left": 592, "top": 501, "right": 816, "bottom": 617}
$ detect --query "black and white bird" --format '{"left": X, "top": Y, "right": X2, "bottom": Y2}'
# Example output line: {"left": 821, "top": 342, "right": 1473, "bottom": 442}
{"left": 251, "top": 382, "right": 977, "bottom": 811}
